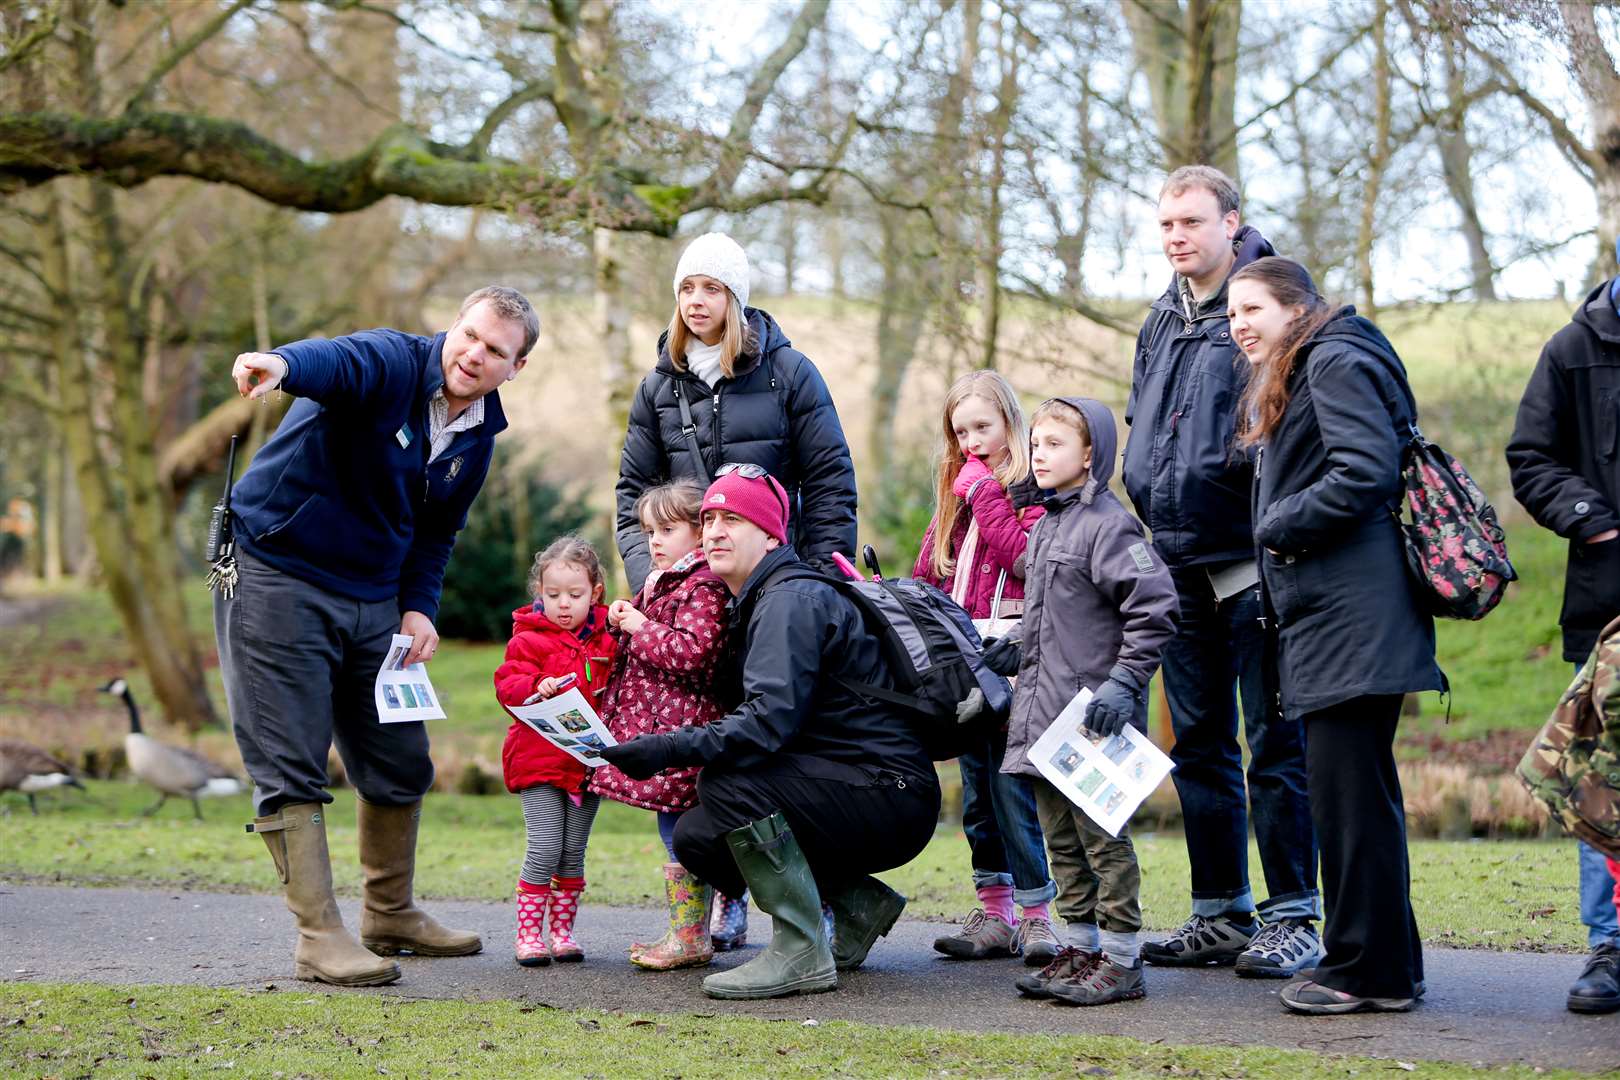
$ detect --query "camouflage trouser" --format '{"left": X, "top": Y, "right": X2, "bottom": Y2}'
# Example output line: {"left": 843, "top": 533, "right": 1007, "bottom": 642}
{"left": 1032, "top": 777, "right": 1142, "bottom": 933}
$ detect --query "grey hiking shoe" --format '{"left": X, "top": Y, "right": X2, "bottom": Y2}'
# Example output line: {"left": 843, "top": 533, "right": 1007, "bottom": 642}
{"left": 1235, "top": 917, "right": 1323, "bottom": 978}
{"left": 933, "top": 908, "right": 1018, "bottom": 959}
{"left": 1014, "top": 946, "right": 1097, "bottom": 999}
{"left": 1280, "top": 978, "right": 1413, "bottom": 1014}
{"left": 1141, "top": 913, "right": 1257, "bottom": 967}
{"left": 1048, "top": 956, "right": 1146, "bottom": 1006}
{"left": 1016, "top": 916, "right": 1062, "bottom": 967}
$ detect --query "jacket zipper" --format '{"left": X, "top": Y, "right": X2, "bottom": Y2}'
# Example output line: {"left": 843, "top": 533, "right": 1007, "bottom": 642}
{"left": 710, "top": 387, "right": 724, "bottom": 473}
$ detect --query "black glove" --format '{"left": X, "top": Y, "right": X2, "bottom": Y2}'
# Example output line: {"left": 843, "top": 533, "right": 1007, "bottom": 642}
{"left": 597, "top": 734, "right": 675, "bottom": 780}
{"left": 980, "top": 635, "right": 1022, "bottom": 678}
{"left": 1083, "top": 671, "right": 1144, "bottom": 738}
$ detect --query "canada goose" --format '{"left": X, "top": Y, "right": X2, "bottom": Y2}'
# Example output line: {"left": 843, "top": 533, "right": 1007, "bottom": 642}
{"left": 99, "top": 678, "right": 244, "bottom": 819}
{"left": 0, "top": 738, "right": 85, "bottom": 814}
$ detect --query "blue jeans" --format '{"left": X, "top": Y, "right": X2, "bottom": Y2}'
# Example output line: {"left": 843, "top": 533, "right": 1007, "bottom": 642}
{"left": 1580, "top": 841, "right": 1620, "bottom": 948}
{"left": 960, "top": 728, "right": 1056, "bottom": 908}
{"left": 1163, "top": 569, "right": 1318, "bottom": 921}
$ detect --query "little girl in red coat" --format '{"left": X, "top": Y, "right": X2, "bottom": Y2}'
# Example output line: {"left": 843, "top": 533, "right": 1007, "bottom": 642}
{"left": 591, "top": 481, "right": 732, "bottom": 971}
{"left": 493, "top": 536, "right": 617, "bottom": 967}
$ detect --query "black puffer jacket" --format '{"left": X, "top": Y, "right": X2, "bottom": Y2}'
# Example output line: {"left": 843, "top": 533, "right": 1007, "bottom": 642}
{"left": 1122, "top": 226, "right": 1275, "bottom": 567}
{"left": 615, "top": 308, "right": 857, "bottom": 593}
{"left": 1506, "top": 280, "right": 1620, "bottom": 661}
{"left": 1253, "top": 309, "right": 1446, "bottom": 718}
{"left": 660, "top": 546, "right": 937, "bottom": 788}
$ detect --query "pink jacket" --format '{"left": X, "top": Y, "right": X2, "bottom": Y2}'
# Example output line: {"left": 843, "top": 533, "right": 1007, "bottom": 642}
{"left": 914, "top": 475, "right": 1044, "bottom": 620}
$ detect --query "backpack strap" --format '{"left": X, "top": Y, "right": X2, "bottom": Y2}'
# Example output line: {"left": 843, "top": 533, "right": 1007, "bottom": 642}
{"left": 671, "top": 380, "right": 712, "bottom": 485}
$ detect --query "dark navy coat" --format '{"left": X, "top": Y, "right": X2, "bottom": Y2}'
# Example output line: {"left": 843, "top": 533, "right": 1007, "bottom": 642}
{"left": 1122, "top": 226, "right": 1275, "bottom": 568}
{"left": 231, "top": 328, "right": 502, "bottom": 620}
{"left": 1507, "top": 280, "right": 1620, "bottom": 661}
{"left": 1253, "top": 310, "right": 1445, "bottom": 718}
{"left": 615, "top": 308, "right": 857, "bottom": 593}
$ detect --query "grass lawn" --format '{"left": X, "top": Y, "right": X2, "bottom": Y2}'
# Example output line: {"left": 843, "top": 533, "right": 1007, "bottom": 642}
{"left": 0, "top": 784, "right": 1587, "bottom": 953}
{"left": 0, "top": 982, "right": 1590, "bottom": 1080}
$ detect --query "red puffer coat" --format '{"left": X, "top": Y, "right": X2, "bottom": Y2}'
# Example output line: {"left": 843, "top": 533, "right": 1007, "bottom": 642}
{"left": 494, "top": 603, "right": 616, "bottom": 794}
{"left": 589, "top": 555, "right": 731, "bottom": 813}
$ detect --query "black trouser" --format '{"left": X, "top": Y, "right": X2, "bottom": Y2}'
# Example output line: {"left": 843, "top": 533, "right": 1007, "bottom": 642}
{"left": 673, "top": 756, "right": 941, "bottom": 899}
{"left": 1305, "top": 694, "right": 1423, "bottom": 999}
{"left": 216, "top": 551, "right": 435, "bottom": 816}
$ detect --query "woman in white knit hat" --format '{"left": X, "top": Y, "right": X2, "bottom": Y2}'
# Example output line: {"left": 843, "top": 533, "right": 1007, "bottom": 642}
{"left": 615, "top": 231, "right": 859, "bottom": 953}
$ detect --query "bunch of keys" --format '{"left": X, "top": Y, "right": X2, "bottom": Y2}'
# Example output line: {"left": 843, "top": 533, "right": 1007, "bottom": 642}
{"left": 206, "top": 436, "right": 239, "bottom": 599}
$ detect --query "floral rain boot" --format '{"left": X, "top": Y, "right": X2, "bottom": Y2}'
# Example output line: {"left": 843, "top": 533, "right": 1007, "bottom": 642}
{"left": 631, "top": 863, "right": 715, "bottom": 971}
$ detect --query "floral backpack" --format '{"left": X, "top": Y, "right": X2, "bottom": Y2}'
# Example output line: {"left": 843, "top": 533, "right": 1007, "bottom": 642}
{"left": 1322, "top": 334, "right": 1517, "bottom": 620}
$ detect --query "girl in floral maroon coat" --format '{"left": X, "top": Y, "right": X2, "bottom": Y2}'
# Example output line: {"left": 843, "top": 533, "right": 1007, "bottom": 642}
{"left": 493, "top": 537, "right": 617, "bottom": 967}
{"left": 592, "top": 482, "right": 732, "bottom": 970}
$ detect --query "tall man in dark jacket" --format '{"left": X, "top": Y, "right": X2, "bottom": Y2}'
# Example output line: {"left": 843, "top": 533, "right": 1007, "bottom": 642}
{"left": 600, "top": 467, "right": 941, "bottom": 1001}
{"left": 1507, "top": 271, "right": 1620, "bottom": 1014}
{"left": 222, "top": 286, "right": 537, "bottom": 988}
{"left": 1124, "top": 166, "right": 1321, "bottom": 976}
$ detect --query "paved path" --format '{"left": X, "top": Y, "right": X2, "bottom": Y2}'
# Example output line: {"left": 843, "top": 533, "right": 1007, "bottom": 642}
{"left": 2, "top": 883, "right": 1615, "bottom": 1073}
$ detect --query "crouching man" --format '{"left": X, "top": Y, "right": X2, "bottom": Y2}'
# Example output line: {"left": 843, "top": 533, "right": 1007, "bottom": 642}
{"left": 599, "top": 465, "right": 941, "bottom": 999}
{"left": 220, "top": 287, "right": 537, "bottom": 986}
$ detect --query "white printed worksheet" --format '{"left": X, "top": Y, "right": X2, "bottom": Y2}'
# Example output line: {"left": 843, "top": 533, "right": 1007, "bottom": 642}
{"left": 374, "top": 634, "right": 447, "bottom": 723}
{"left": 1026, "top": 687, "right": 1175, "bottom": 836}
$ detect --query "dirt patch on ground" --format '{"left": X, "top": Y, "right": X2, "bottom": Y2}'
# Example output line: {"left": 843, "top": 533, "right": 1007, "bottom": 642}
{"left": 1401, "top": 728, "right": 1535, "bottom": 774}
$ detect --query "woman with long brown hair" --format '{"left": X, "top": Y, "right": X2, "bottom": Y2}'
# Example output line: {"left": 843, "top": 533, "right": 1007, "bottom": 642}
{"left": 1228, "top": 256, "right": 1445, "bottom": 1015}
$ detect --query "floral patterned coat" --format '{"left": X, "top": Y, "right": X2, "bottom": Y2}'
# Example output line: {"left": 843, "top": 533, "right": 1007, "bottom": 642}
{"left": 589, "top": 552, "right": 732, "bottom": 812}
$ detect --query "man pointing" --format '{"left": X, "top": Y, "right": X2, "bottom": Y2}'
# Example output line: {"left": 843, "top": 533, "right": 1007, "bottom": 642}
{"left": 220, "top": 286, "right": 536, "bottom": 986}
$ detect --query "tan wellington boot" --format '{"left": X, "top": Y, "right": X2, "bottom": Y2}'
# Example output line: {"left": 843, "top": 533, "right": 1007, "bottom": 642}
{"left": 250, "top": 801, "right": 401, "bottom": 987}
{"left": 356, "top": 798, "right": 482, "bottom": 957}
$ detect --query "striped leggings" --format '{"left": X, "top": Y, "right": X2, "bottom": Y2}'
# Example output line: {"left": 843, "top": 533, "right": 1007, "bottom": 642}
{"left": 518, "top": 785, "right": 600, "bottom": 886}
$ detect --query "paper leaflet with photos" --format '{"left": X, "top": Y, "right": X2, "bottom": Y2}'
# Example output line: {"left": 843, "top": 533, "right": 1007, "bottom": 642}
{"left": 1026, "top": 687, "right": 1175, "bottom": 837}
{"left": 505, "top": 687, "right": 619, "bottom": 767}
{"left": 374, "top": 634, "right": 447, "bottom": 723}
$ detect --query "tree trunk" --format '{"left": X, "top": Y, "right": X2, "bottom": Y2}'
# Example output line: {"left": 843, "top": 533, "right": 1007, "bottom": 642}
{"left": 1356, "top": 0, "right": 1392, "bottom": 318}
{"left": 595, "top": 227, "right": 636, "bottom": 451}
{"left": 1434, "top": 38, "right": 1496, "bottom": 301}
{"left": 1560, "top": 0, "right": 1620, "bottom": 281}
{"left": 871, "top": 209, "right": 928, "bottom": 488}
{"left": 1123, "top": 0, "right": 1243, "bottom": 179}
{"left": 978, "top": 12, "right": 1021, "bottom": 371}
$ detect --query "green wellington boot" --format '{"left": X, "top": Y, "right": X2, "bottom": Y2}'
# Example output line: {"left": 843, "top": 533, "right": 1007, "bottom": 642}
{"left": 700, "top": 813, "right": 837, "bottom": 1000}
{"left": 824, "top": 875, "right": 907, "bottom": 971}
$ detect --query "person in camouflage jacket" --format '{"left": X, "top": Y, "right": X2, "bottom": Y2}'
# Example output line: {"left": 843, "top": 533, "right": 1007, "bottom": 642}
{"left": 1518, "top": 613, "right": 1620, "bottom": 1013}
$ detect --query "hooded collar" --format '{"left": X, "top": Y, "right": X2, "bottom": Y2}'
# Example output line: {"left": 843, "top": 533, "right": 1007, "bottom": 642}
{"left": 1575, "top": 278, "right": 1620, "bottom": 346}
{"left": 1038, "top": 396, "right": 1118, "bottom": 507}
{"left": 653, "top": 307, "right": 792, "bottom": 382}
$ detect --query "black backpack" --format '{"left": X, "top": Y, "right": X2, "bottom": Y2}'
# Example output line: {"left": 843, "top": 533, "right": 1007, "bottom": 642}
{"left": 768, "top": 561, "right": 1013, "bottom": 759}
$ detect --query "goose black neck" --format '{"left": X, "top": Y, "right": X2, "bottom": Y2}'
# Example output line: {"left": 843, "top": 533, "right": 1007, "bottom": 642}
{"left": 121, "top": 691, "right": 142, "bottom": 734}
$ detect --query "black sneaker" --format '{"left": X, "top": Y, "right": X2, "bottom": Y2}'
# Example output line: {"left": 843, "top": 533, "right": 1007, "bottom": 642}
{"left": 1014, "top": 946, "right": 1097, "bottom": 999}
{"left": 1142, "top": 913, "right": 1257, "bottom": 967}
{"left": 1567, "top": 943, "right": 1620, "bottom": 1014}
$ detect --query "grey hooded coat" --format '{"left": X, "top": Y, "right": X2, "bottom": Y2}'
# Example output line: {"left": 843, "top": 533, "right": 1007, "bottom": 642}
{"left": 1000, "top": 397, "right": 1180, "bottom": 778}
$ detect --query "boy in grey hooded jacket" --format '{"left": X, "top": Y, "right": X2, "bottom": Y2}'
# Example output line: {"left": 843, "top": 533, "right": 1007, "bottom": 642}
{"left": 986, "top": 396, "right": 1179, "bottom": 1006}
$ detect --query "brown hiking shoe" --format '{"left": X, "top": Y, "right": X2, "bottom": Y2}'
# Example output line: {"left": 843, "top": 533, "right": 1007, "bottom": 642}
{"left": 1016, "top": 916, "right": 1063, "bottom": 967}
{"left": 1014, "top": 946, "right": 1098, "bottom": 999}
{"left": 1048, "top": 956, "right": 1147, "bottom": 1007}
{"left": 933, "top": 908, "right": 1018, "bottom": 959}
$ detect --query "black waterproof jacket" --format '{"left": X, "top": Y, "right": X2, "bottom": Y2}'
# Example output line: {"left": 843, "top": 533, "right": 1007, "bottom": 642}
{"left": 615, "top": 308, "right": 857, "bottom": 593}
{"left": 1253, "top": 309, "right": 1445, "bottom": 719}
{"left": 1122, "top": 226, "right": 1275, "bottom": 567}
{"left": 659, "top": 546, "right": 937, "bottom": 787}
{"left": 1507, "top": 280, "right": 1620, "bottom": 661}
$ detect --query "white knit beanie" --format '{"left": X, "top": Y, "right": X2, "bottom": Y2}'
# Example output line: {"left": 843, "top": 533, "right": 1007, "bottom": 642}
{"left": 672, "top": 232, "right": 750, "bottom": 311}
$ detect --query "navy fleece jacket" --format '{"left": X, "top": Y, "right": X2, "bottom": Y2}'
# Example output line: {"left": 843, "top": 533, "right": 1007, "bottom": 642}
{"left": 229, "top": 328, "right": 506, "bottom": 620}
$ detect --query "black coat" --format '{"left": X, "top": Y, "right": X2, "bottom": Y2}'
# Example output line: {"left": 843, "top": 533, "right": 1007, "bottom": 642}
{"left": 1253, "top": 310, "right": 1445, "bottom": 719}
{"left": 1122, "top": 226, "right": 1275, "bottom": 568}
{"left": 1506, "top": 280, "right": 1620, "bottom": 661}
{"left": 660, "top": 546, "right": 936, "bottom": 785}
{"left": 615, "top": 308, "right": 857, "bottom": 593}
